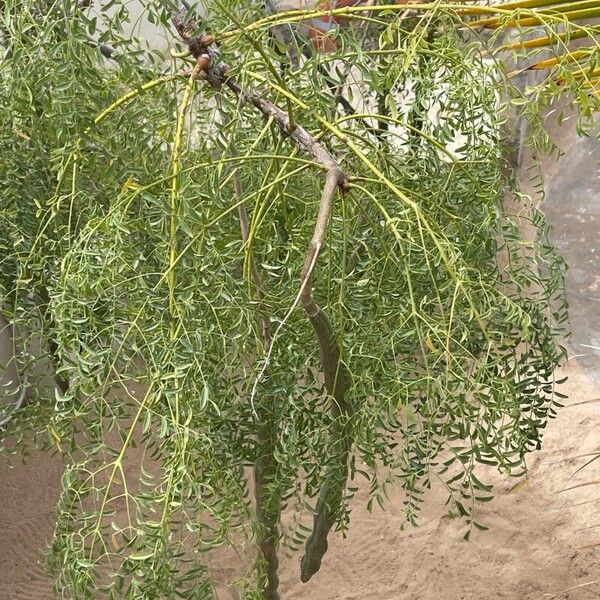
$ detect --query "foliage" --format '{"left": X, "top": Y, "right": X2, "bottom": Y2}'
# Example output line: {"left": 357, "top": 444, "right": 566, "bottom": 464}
{"left": 0, "top": 1, "right": 596, "bottom": 598}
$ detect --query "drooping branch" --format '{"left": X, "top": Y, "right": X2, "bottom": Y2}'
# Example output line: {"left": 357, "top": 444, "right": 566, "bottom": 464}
{"left": 171, "top": 11, "right": 354, "bottom": 584}
{"left": 171, "top": 13, "right": 340, "bottom": 172}
{"left": 298, "top": 169, "right": 355, "bottom": 583}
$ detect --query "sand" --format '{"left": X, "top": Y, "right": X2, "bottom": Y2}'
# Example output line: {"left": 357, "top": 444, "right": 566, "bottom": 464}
{"left": 280, "top": 360, "right": 600, "bottom": 600}
{"left": 1, "top": 361, "right": 599, "bottom": 600}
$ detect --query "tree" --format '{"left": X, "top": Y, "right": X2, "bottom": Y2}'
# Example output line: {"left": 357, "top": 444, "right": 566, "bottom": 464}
{"left": 0, "top": 1, "right": 597, "bottom": 598}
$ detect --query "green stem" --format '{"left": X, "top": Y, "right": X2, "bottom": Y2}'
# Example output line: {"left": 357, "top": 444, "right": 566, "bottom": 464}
{"left": 168, "top": 61, "right": 201, "bottom": 338}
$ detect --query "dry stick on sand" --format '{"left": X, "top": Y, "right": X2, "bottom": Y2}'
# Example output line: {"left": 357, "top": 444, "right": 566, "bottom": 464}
{"left": 172, "top": 11, "right": 354, "bottom": 585}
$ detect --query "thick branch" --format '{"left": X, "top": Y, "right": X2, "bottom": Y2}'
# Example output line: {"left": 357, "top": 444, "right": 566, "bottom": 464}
{"left": 298, "top": 171, "right": 354, "bottom": 583}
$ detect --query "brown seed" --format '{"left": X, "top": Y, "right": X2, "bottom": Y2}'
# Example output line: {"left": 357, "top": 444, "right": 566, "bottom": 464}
{"left": 196, "top": 55, "right": 210, "bottom": 74}
{"left": 199, "top": 34, "right": 215, "bottom": 46}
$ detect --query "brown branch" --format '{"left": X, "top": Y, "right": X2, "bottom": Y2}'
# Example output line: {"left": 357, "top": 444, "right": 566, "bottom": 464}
{"left": 299, "top": 169, "right": 344, "bottom": 315}
{"left": 297, "top": 174, "right": 354, "bottom": 584}
{"left": 171, "top": 13, "right": 341, "bottom": 172}
{"left": 172, "top": 11, "right": 354, "bottom": 585}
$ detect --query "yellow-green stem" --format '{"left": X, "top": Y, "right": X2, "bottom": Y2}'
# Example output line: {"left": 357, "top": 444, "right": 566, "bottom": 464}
{"left": 94, "top": 75, "right": 177, "bottom": 126}
{"left": 168, "top": 63, "right": 202, "bottom": 339}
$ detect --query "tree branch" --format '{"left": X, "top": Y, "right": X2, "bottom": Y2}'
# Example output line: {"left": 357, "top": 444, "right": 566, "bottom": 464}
{"left": 298, "top": 170, "right": 354, "bottom": 582}
{"left": 172, "top": 11, "right": 354, "bottom": 584}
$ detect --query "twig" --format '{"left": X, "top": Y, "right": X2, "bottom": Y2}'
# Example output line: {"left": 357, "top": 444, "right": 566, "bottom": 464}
{"left": 0, "top": 379, "right": 27, "bottom": 428}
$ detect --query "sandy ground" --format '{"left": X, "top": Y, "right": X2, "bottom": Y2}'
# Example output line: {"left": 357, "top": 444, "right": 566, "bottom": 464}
{"left": 1, "top": 123, "right": 600, "bottom": 599}
{"left": 278, "top": 360, "right": 600, "bottom": 600}
{"left": 2, "top": 360, "right": 599, "bottom": 600}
